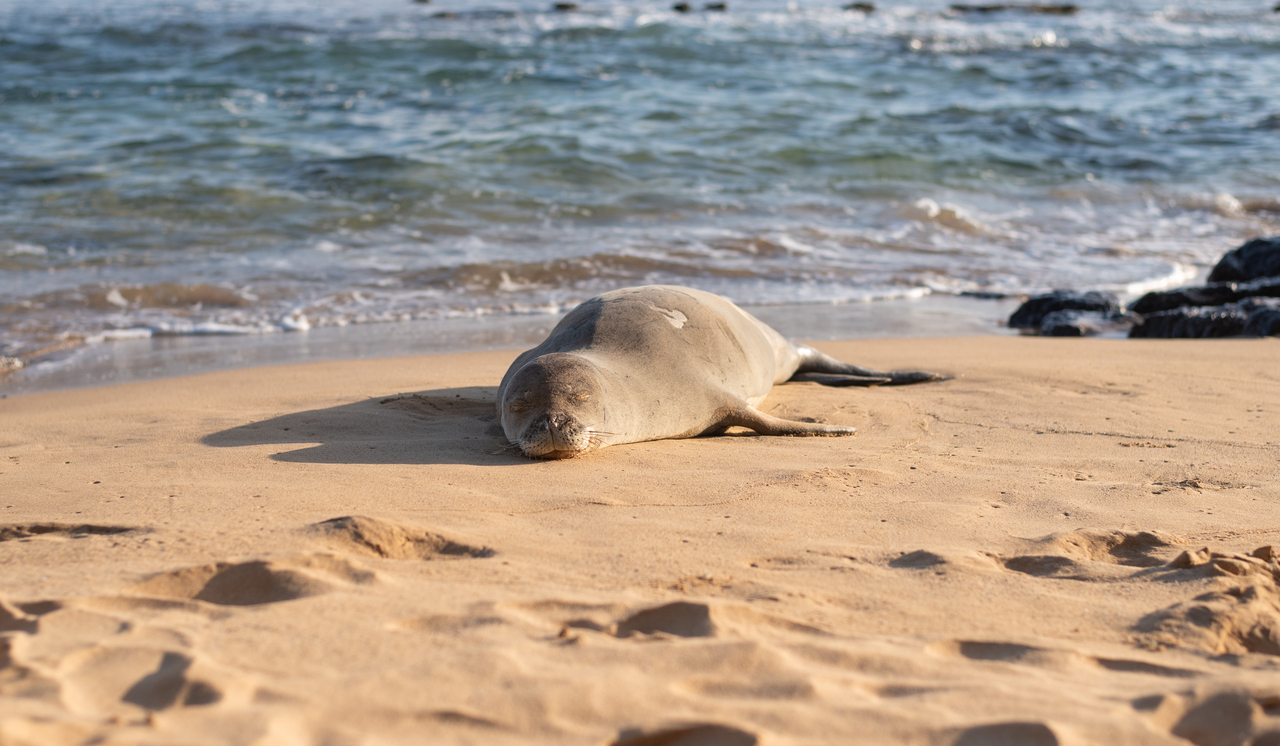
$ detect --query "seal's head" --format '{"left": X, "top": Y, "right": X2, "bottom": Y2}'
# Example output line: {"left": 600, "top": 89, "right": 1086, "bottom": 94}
{"left": 500, "top": 353, "right": 609, "bottom": 459}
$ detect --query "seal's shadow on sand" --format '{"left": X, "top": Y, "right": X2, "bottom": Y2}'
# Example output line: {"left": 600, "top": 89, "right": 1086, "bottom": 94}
{"left": 201, "top": 387, "right": 526, "bottom": 466}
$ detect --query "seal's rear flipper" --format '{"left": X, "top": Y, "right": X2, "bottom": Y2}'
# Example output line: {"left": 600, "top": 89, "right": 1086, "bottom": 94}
{"left": 790, "top": 372, "right": 892, "bottom": 387}
{"left": 809, "top": 370, "right": 946, "bottom": 386}
{"left": 792, "top": 345, "right": 945, "bottom": 386}
{"left": 717, "top": 406, "right": 856, "bottom": 437}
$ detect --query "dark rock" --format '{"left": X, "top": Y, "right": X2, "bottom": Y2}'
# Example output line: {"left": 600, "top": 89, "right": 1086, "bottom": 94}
{"left": 1127, "top": 299, "right": 1280, "bottom": 339}
{"left": 1129, "top": 306, "right": 1246, "bottom": 339}
{"left": 672, "top": 2, "right": 691, "bottom": 11}
{"left": 1130, "top": 284, "right": 1239, "bottom": 315}
{"left": 1245, "top": 307, "right": 1280, "bottom": 337}
{"left": 1039, "top": 310, "right": 1136, "bottom": 337}
{"left": 1130, "top": 276, "right": 1280, "bottom": 315}
{"left": 553, "top": 2, "right": 578, "bottom": 11}
{"left": 950, "top": 3, "right": 1078, "bottom": 14}
{"left": 704, "top": 2, "right": 727, "bottom": 10}
{"left": 1008, "top": 290, "right": 1122, "bottom": 330}
{"left": 1208, "top": 237, "right": 1280, "bottom": 283}
{"left": 844, "top": 2, "right": 875, "bottom": 10}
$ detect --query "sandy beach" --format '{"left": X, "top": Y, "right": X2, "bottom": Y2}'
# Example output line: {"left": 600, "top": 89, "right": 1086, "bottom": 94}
{"left": 2, "top": 336, "right": 1279, "bottom": 746}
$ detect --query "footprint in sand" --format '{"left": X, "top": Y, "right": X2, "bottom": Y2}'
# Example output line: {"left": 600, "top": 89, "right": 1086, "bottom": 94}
{"left": 928, "top": 639, "right": 1200, "bottom": 678}
{"left": 609, "top": 723, "right": 758, "bottom": 746}
{"left": 4, "top": 597, "right": 254, "bottom": 719}
{"left": 121, "top": 651, "right": 221, "bottom": 709}
{"left": 128, "top": 554, "right": 374, "bottom": 606}
{"left": 999, "top": 529, "right": 1180, "bottom": 580}
{"left": 887, "top": 549, "right": 999, "bottom": 572}
{"left": 949, "top": 722, "right": 1060, "bottom": 746}
{"left": 1136, "top": 687, "right": 1280, "bottom": 746}
{"left": 57, "top": 646, "right": 249, "bottom": 717}
{"left": 0, "top": 523, "right": 137, "bottom": 542}
{"left": 929, "top": 640, "right": 1064, "bottom": 665}
{"left": 889, "top": 550, "right": 948, "bottom": 569}
{"left": 1041, "top": 529, "right": 1177, "bottom": 566}
{"left": 307, "top": 515, "right": 493, "bottom": 560}
{"left": 604, "top": 601, "right": 825, "bottom": 640}
{"left": 614, "top": 602, "right": 715, "bottom": 639}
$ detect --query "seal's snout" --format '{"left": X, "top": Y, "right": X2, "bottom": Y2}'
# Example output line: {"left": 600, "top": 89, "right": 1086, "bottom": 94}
{"left": 518, "top": 410, "right": 593, "bottom": 459}
{"left": 534, "top": 411, "right": 574, "bottom": 440}
{"left": 526, "top": 411, "right": 568, "bottom": 435}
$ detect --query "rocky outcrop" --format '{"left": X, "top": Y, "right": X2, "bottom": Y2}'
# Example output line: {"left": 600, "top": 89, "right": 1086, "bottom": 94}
{"left": 1129, "top": 298, "right": 1280, "bottom": 339}
{"left": 1126, "top": 237, "right": 1280, "bottom": 338}
{"left": 1008, "top": 237, "right": 1280, "bottom": 338}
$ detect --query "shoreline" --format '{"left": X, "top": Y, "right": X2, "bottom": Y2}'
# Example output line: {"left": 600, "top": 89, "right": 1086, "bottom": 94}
{"left": 2, "top": 336, "right": 1278, "bottom": 744}
{"left": 0, "top": 292, "right": 1022, "bottom": 397}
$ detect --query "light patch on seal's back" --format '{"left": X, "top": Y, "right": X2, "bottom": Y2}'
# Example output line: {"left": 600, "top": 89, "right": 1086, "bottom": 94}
{"left": 650, "top": 305, "right": 688, "bottom": 329}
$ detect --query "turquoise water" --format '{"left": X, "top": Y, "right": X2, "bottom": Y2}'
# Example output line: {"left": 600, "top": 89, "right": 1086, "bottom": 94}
{"left": 2, "top": 0, "right": 1279, "bottom": 374}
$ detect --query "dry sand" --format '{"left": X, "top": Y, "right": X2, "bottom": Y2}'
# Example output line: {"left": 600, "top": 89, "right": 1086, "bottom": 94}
{"left": 1, "top": 337, "right": 1278, "bottom": 746}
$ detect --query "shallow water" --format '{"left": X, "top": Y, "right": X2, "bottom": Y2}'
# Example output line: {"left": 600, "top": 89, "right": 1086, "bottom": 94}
{"left": 2, "top": 0, "right": 1278, "bottom": 385}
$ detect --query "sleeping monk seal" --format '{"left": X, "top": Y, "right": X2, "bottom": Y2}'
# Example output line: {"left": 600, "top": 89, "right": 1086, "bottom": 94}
{"left": 496, "top": 285, "right": 942, "bottom": 459}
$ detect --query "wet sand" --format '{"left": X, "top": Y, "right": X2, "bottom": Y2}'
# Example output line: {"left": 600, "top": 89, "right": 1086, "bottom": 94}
{"left": 0, "top": 294, "right": 1021, "bottom": 397}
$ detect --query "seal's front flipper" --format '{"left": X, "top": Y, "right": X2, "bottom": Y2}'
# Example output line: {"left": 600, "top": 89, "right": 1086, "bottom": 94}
{"left": 716, "top": 406, "right": 856, "bottom": 437}
{"left": 793, "top": 345, "right": 944, "bottom": 386}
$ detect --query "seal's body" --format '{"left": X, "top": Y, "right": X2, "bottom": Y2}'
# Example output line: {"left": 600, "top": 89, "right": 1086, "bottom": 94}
{"left": 497, "top": 285, "right": 940, "bottom": 458}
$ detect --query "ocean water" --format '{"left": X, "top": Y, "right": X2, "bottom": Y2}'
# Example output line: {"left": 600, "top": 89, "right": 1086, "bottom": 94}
{"left": 2, "top": 0, "right": 1279, "bottom": 386}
